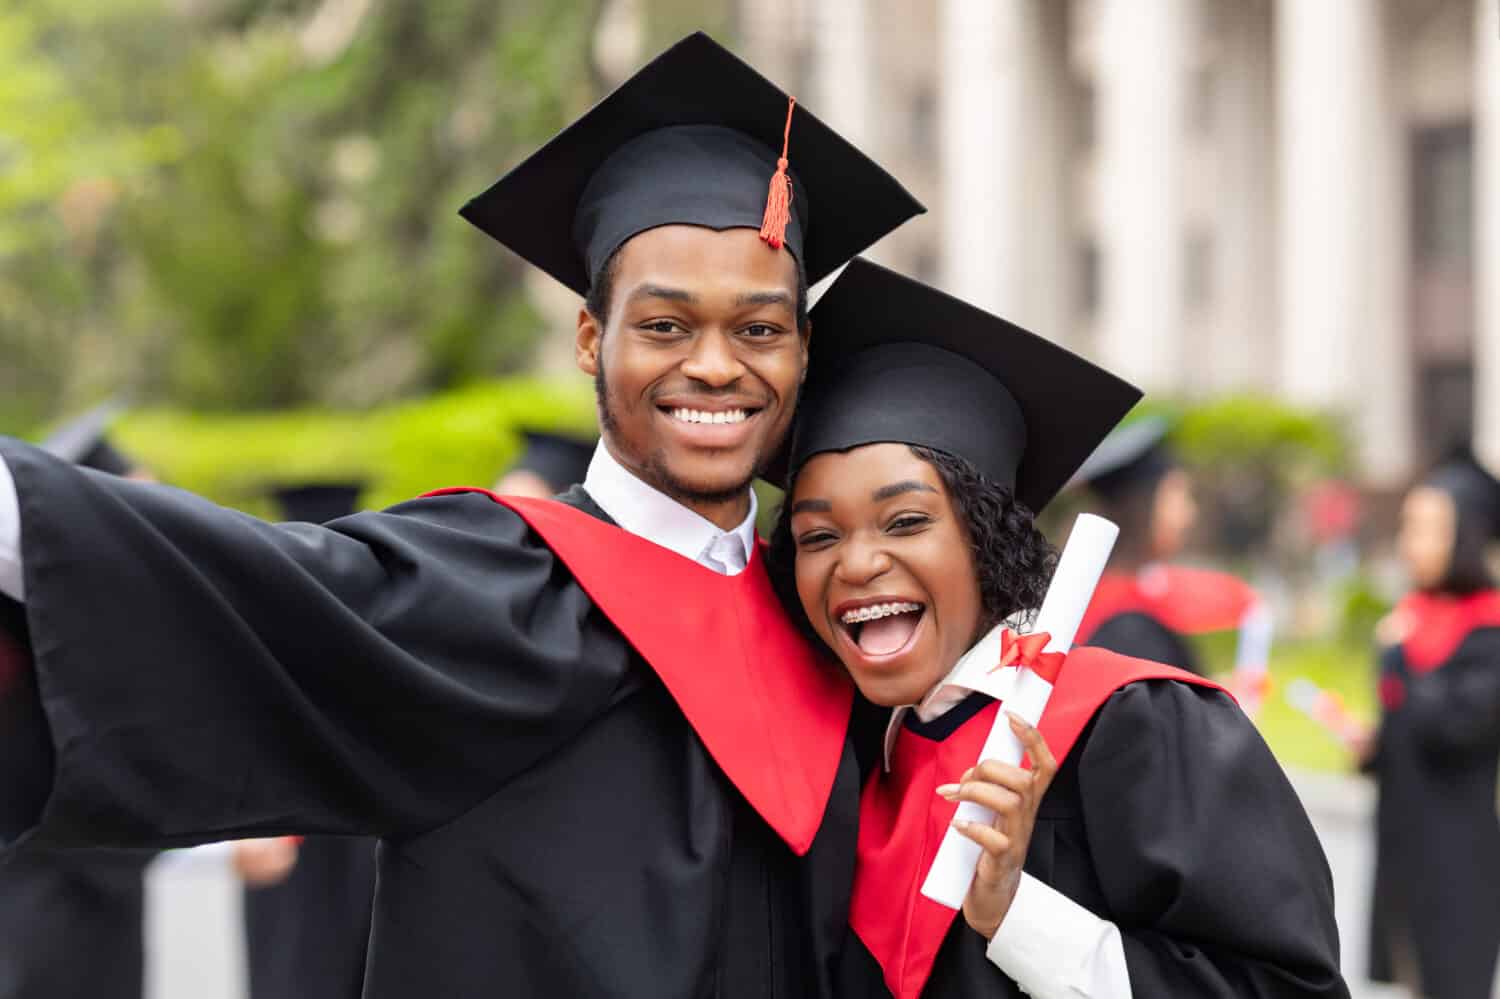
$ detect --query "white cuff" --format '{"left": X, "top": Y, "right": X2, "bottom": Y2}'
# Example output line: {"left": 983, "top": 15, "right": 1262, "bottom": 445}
{"left": 986, "top": 873, "right": 1132, "bottom": 998}
{"left": 0, "top": 455, "right": 23, "bottom": 601}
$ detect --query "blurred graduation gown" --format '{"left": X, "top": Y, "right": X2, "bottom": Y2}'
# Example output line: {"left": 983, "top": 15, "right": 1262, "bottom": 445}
{"left": 0, "top": 445, "right": 857, "bottom": 998}
{"left": 1366, "top": 591, "right": 1500, "bottom": 998}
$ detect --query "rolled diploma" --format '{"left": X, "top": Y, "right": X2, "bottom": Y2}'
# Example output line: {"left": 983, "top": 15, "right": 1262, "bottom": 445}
{"left": 920, "top": 513, "right": 1119, "bottom": 910}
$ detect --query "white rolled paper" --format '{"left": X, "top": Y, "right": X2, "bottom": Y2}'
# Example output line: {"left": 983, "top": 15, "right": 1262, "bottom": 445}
{"left": 920, "top": 513, "right": 1119, "bottom": 910}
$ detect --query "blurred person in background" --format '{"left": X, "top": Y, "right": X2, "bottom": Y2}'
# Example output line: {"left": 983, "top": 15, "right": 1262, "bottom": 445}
{"left": 233, "top": 483, "right": 376, "bottom": 999}
{"left": 0, "top": 406, "right": 156, "bottom": 999}
{"left": 492, "top": 429, "right": 596, "bottom": 499}
{"left": 0, "top": 33, "right": 926, "bottom": 999}
{"left": 1362, "top": 447, "right": 1500, "bottom": 999}
{"left": 1071, "top": 418, "right": 1270, "bottom": 702}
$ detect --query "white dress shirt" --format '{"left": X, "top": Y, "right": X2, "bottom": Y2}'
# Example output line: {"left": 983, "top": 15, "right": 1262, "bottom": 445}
{"left": 886, "top": 626, "right": 1133, "bottom": 998}
{"left": 581, "top": 442, "right": 757, "bottom": 576}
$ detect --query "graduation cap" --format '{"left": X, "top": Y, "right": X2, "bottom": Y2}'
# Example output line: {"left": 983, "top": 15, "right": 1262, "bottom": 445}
{"left": 270, "top": 483, "right": 365, "bottom": 524}
{"left": 1070, "top": 414, "right": 1177, "bottom": 503}
{"left": 39, "top": 402, "right": 137, "bottom": 477}
{"left": 460, "top": 31, "right": 924, "bottom": 296}
{"left": 782, "top": 258, "right": 1141, "bottom": 514}
{"left": 506, "top": 430, "right": 596, "bottom": 494}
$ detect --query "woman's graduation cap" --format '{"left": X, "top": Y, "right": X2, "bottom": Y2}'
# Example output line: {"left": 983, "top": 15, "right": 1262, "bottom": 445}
{"left": 783, "top": 258, "right": 1141, "bottom": 514}
{"left": 460, "top": 32, "right": 924, "bottom": 295}
{"left": 1070, "top": 415, "right": 1177, "bottom": 502}
{"left": 39, "top": 402, "right": 138, "bottom": 477}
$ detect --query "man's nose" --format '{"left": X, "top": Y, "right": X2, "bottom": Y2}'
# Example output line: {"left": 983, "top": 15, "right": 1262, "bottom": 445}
{"left": 680, "top": 331, "right": 747, "bottom": 387}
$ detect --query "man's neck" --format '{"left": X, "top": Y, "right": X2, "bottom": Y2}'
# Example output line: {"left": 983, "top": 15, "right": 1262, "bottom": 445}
{"left": 680, "top": 491, "right": 753, "bottom": 532}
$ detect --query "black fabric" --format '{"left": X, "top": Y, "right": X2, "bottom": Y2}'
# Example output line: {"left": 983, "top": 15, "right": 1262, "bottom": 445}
{"left": 0, "top": 846, "right": 151, "bottom": 999}
{"left": 0, "top": 440, "right": 857, "bottom": 999}
{"left": 244, "top": 836, "right": 376, "bottom": 999}
{"left": 1070, "top": 415, "right": 1175, "bottom": 503}
{"left": 780, "top": 259, "right": 1140, "bottom": 513}
{"left": 460, "top": 32, "right": 923, "bottom": 295}
{"left": 508, "top": 431, "right": 596, "bottom": 494}
{"left": 272, "top": 484, "right": 366, "bottom": 524}
{"left": 1083, "top": 610, "right": 1203, "bottom": 676}
{"left": 901, "top": 692, "right": 995, "bottom": 743}
{"left": 838, "top": 681, "right": 1347, "bottom": 997}
{"left": 1367, "top": 628, "right": 1500, "bottom": 999}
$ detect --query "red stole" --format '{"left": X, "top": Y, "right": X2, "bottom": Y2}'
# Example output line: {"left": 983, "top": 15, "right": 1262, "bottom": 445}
{"left": 1077, "top": 567, "right": 1259, "bottom": 644}
{"left": 850, "top": 647, "right": 1223, "bottom": 999}
{"left": 421, "top": 489, "right": 853, "bottom": 857}
{"left": 1394, "top": 589, "right": 1500, "bottom": 675}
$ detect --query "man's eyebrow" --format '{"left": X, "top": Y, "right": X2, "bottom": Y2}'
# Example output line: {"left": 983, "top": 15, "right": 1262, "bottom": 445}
{"left": 790, "top": 498, "right": 832, "bottom": 514}
{"left": 629, "top": 284, "right": 698, "bottom": 304}
{"left": 872, "top": 480, "right": 938, "bottom": 502}
{"left": 735, "top": 289, "right": 795, "bottom": 308}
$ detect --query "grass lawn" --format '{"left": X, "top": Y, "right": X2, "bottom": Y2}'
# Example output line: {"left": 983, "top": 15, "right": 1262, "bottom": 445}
{"left": 1197, "top": 632, "right": 1377, "bottom": 774}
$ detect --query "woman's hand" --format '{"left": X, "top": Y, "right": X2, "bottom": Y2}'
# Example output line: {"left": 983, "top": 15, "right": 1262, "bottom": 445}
{"left": 937, "top": 712, "right": 1058, "bottom": 940}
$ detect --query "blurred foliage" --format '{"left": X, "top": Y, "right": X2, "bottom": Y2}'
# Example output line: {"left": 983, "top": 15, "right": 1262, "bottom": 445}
{"left": 93, "top": 375, "right": 595, "bottom": 515}
{"left": 0, "top": 0, "right": 654, "bottom": 428}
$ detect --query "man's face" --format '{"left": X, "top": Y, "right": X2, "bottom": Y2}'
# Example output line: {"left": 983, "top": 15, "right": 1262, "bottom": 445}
{"left": 576, "top": 225, "right": 808, "bottom": 506}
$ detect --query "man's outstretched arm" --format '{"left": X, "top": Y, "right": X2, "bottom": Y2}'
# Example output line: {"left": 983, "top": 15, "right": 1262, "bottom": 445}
{"left": 0, "top": 438, "right": 625, "bottom": 852}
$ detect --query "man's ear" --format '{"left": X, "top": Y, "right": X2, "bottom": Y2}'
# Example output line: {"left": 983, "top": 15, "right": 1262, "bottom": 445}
{"left": 798, "top": 319, "right": 812, "bottom": 383}
{"left": 576, "top": 307, "right": 602, "bottom": 377}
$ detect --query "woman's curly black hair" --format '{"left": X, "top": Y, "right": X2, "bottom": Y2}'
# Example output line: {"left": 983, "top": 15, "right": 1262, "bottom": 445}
{"left": 767, "top": 444, "right": 1057, "bottom": 646}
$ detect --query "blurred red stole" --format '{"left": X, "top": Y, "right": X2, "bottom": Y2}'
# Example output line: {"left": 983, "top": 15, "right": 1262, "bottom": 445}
{"left": 1396, "top": 589, "right": 1500, "bottom": 674}
{"left": 851, "top": 647, "right": 1221, "bottom": 999}
{"left": 421, "top": 488, "right": 852, "bottom": 857}
{"left": 1077, "top": 567, "right": 1259, "bottom": 642}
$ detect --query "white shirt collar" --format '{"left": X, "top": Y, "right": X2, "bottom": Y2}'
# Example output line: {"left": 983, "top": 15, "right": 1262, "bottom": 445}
{"left": 883, "top": 624, "right": 1023, "bottom": 770}
{"left": 582, "top": 442, "right": 758, "bottom": 575}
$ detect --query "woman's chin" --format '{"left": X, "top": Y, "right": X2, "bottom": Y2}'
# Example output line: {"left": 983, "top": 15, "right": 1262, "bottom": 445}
{"left": 850, "top": 669, "right": 941, "bottom": 708}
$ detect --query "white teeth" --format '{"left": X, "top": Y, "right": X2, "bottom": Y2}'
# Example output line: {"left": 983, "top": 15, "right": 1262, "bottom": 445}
{"left": 841, "top": 601, "right": 922, "bottom": 625}
{"left": 670, "top": 408, "right": 749, "bottom": 425}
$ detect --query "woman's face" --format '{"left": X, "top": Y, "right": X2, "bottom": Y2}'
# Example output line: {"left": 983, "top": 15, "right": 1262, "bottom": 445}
{"left": 789, "top": 443, "right": 986, "bottom": 706}
{"left": 1398, "top": 485, "right": 1456, "bottom": 590}
{"left": 1151, "top": 468, "right": 1197, "bottom": 560}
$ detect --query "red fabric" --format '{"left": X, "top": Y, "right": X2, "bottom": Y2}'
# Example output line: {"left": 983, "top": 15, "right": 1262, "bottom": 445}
{"left": 1077, "top": 567, "right": 1260, "bottom": 644}
{"left": 849, "top": 647, "right": 1224, "bottom": 999}
{"left": 991, "top": 629, "right": 1064, "bottom": 683}
{"left": 1396, "top": 589, "right": 1500, "bottom": 675}
{"left": 420, "top": 489, "right": 853, "bottom": 856}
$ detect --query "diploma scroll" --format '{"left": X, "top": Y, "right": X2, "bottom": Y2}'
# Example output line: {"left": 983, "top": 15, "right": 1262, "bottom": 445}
{"left": 920, "top": 513, "right": 1119, "bottom": 910}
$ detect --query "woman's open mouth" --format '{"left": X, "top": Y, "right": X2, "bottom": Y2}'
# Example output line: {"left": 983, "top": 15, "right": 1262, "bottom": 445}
{"left": 837, "top": 600, "right": 926, "bottom": 658}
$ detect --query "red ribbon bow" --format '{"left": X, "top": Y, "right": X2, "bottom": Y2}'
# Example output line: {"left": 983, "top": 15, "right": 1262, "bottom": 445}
{"left": 989, "top": 628, "right": 1065, "bottom": 684}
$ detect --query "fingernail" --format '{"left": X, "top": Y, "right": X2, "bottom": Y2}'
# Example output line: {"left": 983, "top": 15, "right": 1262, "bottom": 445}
{"left": 1007, "top": 711, "right": 1029, "bottom": 727}
{"left": 936, "top": 783, "right": 960, "bottom": 799}
{"left": 951, "top": 819, "right": 970, "bottom": 832}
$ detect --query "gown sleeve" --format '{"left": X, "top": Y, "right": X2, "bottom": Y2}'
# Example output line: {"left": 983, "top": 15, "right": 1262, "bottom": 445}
{"left": 1077, "top": 681, "right": 1348, "bottom": 997}
{"left": 1402, "top": 629, "right": 1500, "bottom": 763}
{"left": 0, "top": 438, "right": 630, "bottom": 850}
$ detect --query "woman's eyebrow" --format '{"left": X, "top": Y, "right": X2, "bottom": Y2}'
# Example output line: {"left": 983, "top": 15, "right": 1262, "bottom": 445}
{"left": 872, "top": 480, "right": 937, "bottom": 502}
{"left": 790, "top": 498, "right": 832, "bottom": 514}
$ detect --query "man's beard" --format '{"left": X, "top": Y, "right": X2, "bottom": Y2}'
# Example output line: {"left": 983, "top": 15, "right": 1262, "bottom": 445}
{"left": 595, "top": 364, "right": 759, "bottom": 507}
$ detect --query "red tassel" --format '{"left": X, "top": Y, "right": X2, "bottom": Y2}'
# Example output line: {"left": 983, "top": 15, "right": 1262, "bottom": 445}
{"left": 759, "top": 96, "right": 796, "bottom": 250}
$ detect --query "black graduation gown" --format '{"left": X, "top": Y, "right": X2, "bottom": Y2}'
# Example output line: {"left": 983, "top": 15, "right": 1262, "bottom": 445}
{"left": 0, "top": 438, "right": 859, "bottom": 999}
{"left": 1084, "top": 610, "right": 1200, "bottom": 674}
{"left": 0, "top": 588, "right": 152, "bottom": 999}
{"left": 1367, "top": 625, "right": 1500, "bottom": 999}
{"left": 243, "top": 835, "right": 376, "bottom": 999}
{"left": 838, "top": 667, "right": 1347, "bottom": 997}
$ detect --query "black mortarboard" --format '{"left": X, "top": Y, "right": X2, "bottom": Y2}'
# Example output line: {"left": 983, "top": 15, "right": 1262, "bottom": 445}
{"left": 1070, "top": 415, "right": 1177, "bottom": 503}
{"left": 460, "top": 32, "right": 924, "bottom": 296}
{"left": 782, "top": 259, "right": 1141, "bottom": 514}
{"left": 507, "top": 430, "right": 597, "bottom": 493}
{"left": 271, "top": 483, "right": 365, "bottom": 524}
{"left": 39, "top": 402, "right": 137, "bottom": 477}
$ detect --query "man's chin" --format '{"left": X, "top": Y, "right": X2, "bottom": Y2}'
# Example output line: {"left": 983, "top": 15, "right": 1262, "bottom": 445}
{"left": 651, "top": 459, "right": 759, "bottom": 507}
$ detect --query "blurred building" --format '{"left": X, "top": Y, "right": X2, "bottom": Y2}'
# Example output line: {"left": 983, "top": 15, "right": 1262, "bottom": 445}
{"left": 727, "top": 0, "right": 1499, "bottom": 485}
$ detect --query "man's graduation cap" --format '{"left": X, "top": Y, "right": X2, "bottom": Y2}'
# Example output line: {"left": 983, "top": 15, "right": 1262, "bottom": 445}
{"left": 271, "top": 483, "right": 365, "bottom": 524}
{"left": 1070, "top": 415, "right": 1177, "bottom": 503}
{"left": 39, "top": 402, "right": 137, "bottom": 477}
{"left": 783, "top": 258, "right": 1141, "bottom": 514}
{"left": 460, "top": 32, "right": 924, "bottom": 296}
{"left": 507, "top": 430, "right": 596, "bottom": 493}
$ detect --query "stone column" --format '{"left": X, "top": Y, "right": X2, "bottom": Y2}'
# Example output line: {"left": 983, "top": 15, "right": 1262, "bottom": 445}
{"left": 1475, "top": 0, "right": 1500, "bottom": 467}
{"left": 938, "top": 0, "right": 1069, "bottom": 334}
{"left": 1093, "top": 0, "right": 1191, "bottom": 389}
{"left": 806, "top": 0, "right": 872, "bottom": 148}
{"left": 1274, "top": 0, "right": 1411, "bottom": 483}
